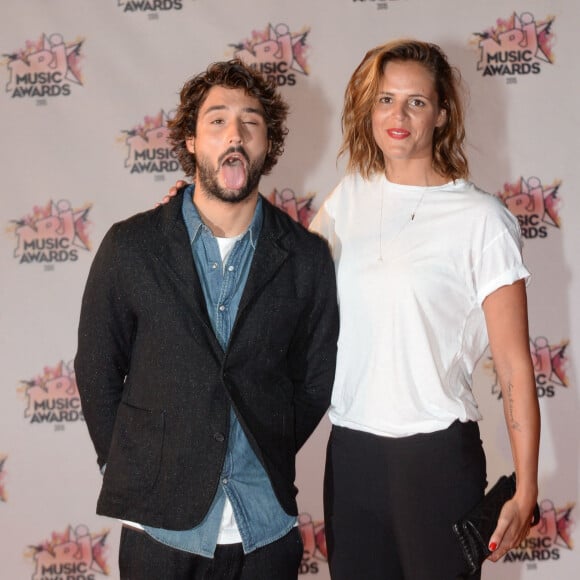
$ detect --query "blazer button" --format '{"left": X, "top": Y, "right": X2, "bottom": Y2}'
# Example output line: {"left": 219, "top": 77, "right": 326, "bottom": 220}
{"left": 213, "top": 432, "right": 225, "bottom": 442}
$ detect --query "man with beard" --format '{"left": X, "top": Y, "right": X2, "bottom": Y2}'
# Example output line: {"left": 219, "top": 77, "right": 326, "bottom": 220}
{"left": 74, "top": 60, "right": 339, "bottom": 580}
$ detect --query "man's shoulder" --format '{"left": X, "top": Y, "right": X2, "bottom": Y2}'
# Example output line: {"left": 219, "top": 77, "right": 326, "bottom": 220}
{"left": 260, "top": 200, "right": 333, "bottom": 273}
{"left": 262, "top": 196, "right": 324, "bottom": 245}
{"left": 108, "top": 191, "right": 182, "bottom": 238}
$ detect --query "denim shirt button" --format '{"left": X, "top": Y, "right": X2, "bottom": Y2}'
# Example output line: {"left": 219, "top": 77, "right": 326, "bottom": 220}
{"left": 213, "top": 432, "right": 225, "bottom": 442}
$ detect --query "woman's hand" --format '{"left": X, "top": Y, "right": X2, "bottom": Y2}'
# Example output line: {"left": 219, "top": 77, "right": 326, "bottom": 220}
{"left": 487, "top": 493, "right": 538, "bottom": 562}
{"left": 155, "top": 179, "right": 189, "bottom": 206}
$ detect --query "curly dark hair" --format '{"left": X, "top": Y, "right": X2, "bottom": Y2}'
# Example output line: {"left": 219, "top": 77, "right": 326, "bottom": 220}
{"left": 168, "top": 59, "right": 289, "bottom": 178}
{"left": 341, "top": 39, "right": 469, "bottom": 181}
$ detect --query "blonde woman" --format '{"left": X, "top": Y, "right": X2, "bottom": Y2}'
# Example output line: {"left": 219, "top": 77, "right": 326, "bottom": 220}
{"left": 311, "top": 39, "right": 540, "bottom": 579}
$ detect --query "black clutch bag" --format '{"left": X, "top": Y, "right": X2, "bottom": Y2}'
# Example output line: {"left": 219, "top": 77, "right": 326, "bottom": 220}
{"left": 452, "top": 473, "right": 540, "bottom": 575}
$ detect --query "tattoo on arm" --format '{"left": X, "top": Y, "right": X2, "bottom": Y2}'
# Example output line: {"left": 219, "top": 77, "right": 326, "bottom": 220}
{"left": 507, "top": 383, "right": 521, "bottom": 431}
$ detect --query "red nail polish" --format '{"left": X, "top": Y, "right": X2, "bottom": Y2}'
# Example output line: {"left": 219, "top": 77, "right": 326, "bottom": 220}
{"left": 489, "top": 542, "right": 498, "bottom": 551}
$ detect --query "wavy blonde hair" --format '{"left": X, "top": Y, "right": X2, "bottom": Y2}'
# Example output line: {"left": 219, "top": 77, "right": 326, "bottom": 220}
{"left": 340, "top": 39, "right": 469, "bottom": 181}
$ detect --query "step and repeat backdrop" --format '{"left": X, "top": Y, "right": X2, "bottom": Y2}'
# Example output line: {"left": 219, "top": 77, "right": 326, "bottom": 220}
{"left": 1, "top": 1, "right": 578, "bottom": 578}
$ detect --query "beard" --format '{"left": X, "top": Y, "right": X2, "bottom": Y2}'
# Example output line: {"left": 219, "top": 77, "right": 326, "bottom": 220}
{"left": 196, "top": 146, "right": 266, "bottom": 204}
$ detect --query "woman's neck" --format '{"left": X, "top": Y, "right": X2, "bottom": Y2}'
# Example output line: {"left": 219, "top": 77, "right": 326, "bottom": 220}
{"left": 384, "top": 159, "right": 449, "bottom": 187}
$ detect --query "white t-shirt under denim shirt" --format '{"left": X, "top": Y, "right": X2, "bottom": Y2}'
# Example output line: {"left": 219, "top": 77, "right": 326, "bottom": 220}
{"left": 310, "top": 173, "right": 530, "bottom": 438}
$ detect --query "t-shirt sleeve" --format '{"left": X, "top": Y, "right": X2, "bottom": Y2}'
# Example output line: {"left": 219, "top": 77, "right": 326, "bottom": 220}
{"left": 472, "top": 202, "right": 531, "bottom": 305}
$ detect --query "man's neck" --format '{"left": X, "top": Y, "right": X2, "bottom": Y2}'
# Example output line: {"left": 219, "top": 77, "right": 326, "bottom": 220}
{"left": 192, "top": 185, "right": 259, "bottom": 238}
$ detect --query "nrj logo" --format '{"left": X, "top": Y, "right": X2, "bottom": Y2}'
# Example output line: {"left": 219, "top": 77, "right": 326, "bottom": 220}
{"left": 120, "top": 110, "right": 179, "bottom": 174}
{"left": 267, "top": 188, "right": 316, "bottom": 228}
{"left": 3, "top": 33, "right": 83, "bottom": 98}
{"left": 504, "top": 499, "right": 575, "bottom": 563}
{"left": 298, "top": 513, "right": 327, "bottom": 575}
{"left": 9, "top": 199, "right": 92, "bottom": 264}
{"left": 497, "top": 177, "right": 561, "bottom": 239}
{"left": 118, "top": 0, "right": 183, "bottom": 12}
{"left": 231, "top": 23, "right": 310, "bottom": 87}
{"left": 19, "top": 361, "right": 84, "bottom": 424}
{"left": 486, "top": 337, "right": 568, "bottom": 399}
{"left": 0, "top": 455, "right": 7, "bottom": 502}
{"left": 26, "top": 525, "right": 109, "bottom": 580}
{"left": 473, "top": 12, "right": 555, "bottom": 77}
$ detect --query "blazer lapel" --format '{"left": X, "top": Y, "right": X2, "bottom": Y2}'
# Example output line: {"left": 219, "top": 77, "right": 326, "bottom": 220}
{"left": 238, "top": 199, "right": 289, "bottom": 314}
{"left": 150, "top": 191, "right": 223, "bottom": 356}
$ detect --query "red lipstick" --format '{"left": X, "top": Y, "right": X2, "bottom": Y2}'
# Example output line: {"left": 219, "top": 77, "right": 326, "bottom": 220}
{"left": 387, "top": 128, "right": 410, "bottom": 139}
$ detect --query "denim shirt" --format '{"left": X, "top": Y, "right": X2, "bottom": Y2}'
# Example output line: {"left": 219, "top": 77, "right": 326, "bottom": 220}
{"left": 144, "top": 186, "right": 295, "bottom": 556}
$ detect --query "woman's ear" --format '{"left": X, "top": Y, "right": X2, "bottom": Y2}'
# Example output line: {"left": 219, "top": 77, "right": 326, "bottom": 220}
{"left": 436, "top": 106, "right": 447, "bottom": 128}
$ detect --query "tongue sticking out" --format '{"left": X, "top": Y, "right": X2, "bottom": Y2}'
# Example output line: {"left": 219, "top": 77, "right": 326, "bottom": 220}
{"left": 221, "top": 159, "right": 246, "bottom": 190}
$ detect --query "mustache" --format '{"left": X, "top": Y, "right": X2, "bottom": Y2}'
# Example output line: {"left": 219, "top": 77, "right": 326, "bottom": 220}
{"left": 218, "top": 146, "right": 250, "bottom": 165}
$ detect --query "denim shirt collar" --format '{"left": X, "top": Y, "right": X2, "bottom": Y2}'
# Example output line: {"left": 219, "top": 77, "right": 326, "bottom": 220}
{"left": 181, "top": 184, "right": 263, "bottom": 249}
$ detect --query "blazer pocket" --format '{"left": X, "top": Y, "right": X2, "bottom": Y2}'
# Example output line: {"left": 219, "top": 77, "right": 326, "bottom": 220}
{"left": 103, "top": 402, "right": 165, "bottom": 496}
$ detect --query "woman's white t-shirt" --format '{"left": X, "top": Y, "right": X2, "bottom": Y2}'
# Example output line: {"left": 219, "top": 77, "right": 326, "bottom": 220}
{"left": 310, "top": 173, "right": 530, "bottom": 437}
